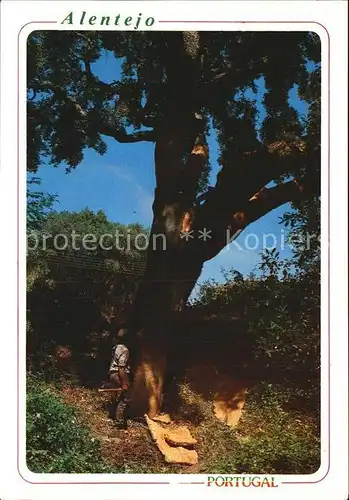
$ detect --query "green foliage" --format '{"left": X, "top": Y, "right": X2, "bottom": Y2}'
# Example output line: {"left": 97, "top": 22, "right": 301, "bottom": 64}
{"left": 190, "top": 382, "right": 319, "bottom": 475}
{"left": 281, "top": 196, "right": 320, "bottom": 274}
{"left": 27, "top": 177, "right": 57, "bottom": 231}
{"left": 27, "top": 205, "right": 148, "bottom": 265}
{"left": 27, "top": 31, "right": 320, "bottom": 197}
{"left": 237, "top": 382, "right": 320, "bottom": 474}
{"left": 26, "top": 374, "right": 118, "bottom": 473}
{"left": 197, "top": 248, "right": 319, "bottom": 353}
{"left": 195, "top": 236, "right": 320, "bottom": 414}
{"left": 26, "top": 207, "right": 147, "bottom": 381}
{"left": 191, "top": 208, "right": 320, "bottom": 473}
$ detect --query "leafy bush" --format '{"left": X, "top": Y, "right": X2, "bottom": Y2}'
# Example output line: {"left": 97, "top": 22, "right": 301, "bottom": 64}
{"left": 26, "top": 374, "right": 119, "bottom": 473}
{"left": 194, "top": 247, "right": 320, "bottom": 410}
{"left": 234, "top": 382, "right": 320, "bottom": 474}
{"left": 194, "top": 383, "right": 320, "bottom": 475}
{"left": 190, "top": 238, "right": 320, "bottom": 474}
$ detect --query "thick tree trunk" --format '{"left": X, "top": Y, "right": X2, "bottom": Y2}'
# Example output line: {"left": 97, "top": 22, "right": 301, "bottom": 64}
{"left": 128, "top": 229, "right": 205, "bottom": 417}
{"left": 128, "top": 117, "right": 207, "bottom": 416}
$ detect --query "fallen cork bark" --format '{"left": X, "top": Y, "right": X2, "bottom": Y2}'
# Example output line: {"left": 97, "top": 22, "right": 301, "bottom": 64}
{"left": 152, "top": 413, "right": 172, "bottom": 424}
{"left": 183, "top": 366, "right": 249, "bottom": 427}
{"left": 213, "top": 383, "right": 248, "bottom": 427}
{"left": 164, "top": 426, "right": 197, "bottom": 447}
{"left": 145, "top": 415, "right": 198, "bottom": 465}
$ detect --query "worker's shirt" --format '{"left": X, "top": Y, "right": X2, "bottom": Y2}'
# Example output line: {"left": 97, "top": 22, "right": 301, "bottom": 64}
{"left": 109, "top": 343, "right": 130, "bottom": 374}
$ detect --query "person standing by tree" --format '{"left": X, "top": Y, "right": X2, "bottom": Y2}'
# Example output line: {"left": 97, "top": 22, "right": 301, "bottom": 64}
{"left": 108, "top": 324, "right": 131, "bottom": 428}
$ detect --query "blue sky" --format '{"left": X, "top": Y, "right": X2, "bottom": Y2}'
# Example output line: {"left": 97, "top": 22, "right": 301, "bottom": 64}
{"left": 30, "top": 50, "right": 308, "bottom": 293}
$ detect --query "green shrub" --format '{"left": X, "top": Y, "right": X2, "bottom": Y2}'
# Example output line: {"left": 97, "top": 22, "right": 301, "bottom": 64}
{"left": 234, "top": 428, "right": 320, "bottom": 474}
{"left": 233, "top": 383, "right": 320, "bottom": 474}
{"left": 195, "top": 383, "right": 320, "bottom": 475}
{"left": 26, "top": 374, "right": 118, "bottom": 473}
{"left": 194, "top": 248, "right": 320, "bottom": 412}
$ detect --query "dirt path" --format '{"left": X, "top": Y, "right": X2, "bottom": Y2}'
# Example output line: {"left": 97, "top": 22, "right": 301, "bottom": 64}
{"left": 59, "top": 367, "right": 251, "bottom": 472}
{"left": 59, "top": 386, "right": 197, "bottom": 473}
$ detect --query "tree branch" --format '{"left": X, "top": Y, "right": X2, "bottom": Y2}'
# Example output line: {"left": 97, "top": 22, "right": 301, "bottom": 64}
{"left": 191, "top": 179, "right": 304, "bottom": 261}
{"left": 197, "top": 139, "right": 306, "bottom": 227}
{"left": 29, "top": 81, "right": 156, "bottom": 143}
{"left": 96, "top": 123, "right": 156, "bottom": 143}
{"left": 30, "top": 81, "right": 89, "bottom": 116}
{"left": 232, "top": 179, "right": 304, "bottom": 231}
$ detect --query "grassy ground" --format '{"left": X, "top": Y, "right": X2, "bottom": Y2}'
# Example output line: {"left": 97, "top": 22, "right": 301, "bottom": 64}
{"left": 27, "top": 374, "right": 320, "bottom": 475}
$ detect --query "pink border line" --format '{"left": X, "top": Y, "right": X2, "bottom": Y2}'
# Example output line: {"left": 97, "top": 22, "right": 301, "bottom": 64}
{"left": 18, "top": 20, "right": 330, "bottom": 487}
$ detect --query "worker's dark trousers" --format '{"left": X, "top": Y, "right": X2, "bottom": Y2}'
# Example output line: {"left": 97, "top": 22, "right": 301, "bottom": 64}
{"left": 109, "top": 371, "right": 130, "bottom": 423}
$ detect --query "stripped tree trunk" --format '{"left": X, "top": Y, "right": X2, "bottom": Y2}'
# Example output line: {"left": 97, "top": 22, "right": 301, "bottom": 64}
{"left": 129, "top": 123, "right": 208, "bottom": 417}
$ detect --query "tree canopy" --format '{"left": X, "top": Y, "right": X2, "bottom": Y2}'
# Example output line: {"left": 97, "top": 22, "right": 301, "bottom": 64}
{"left": 28, "top": 31, "right": 320, "bottom": 193}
